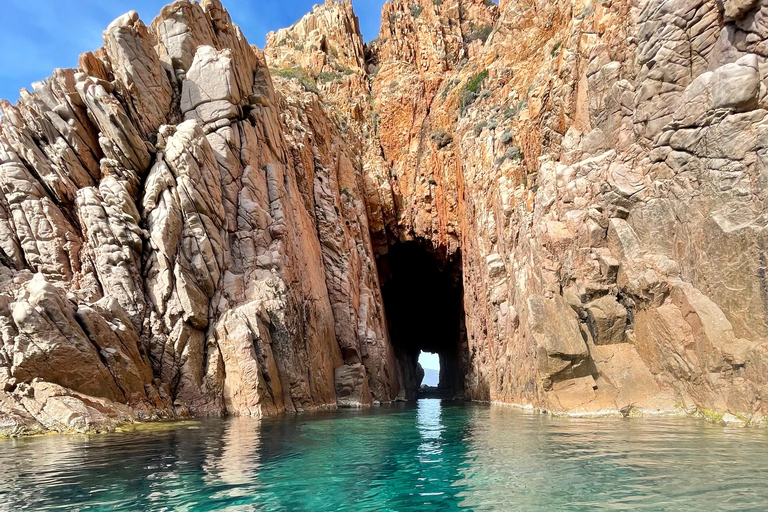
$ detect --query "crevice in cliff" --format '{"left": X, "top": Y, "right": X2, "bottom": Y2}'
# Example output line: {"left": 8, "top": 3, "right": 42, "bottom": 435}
{"left": 377, "top": 241, "right": 466, "bottom": 400}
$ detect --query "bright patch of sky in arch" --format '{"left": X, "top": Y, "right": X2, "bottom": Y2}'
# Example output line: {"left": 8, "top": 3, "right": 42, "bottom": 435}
{"left": 418, "top": 351, "right": 440, "bottom": 371}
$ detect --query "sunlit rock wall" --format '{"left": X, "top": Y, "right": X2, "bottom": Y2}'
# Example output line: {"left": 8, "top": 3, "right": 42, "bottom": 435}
{"left": 2, "top": 0, "right": 768, "bottom": 434}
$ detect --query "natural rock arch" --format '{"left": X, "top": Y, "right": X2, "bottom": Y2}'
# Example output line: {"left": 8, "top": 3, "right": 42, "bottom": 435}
{"left": 376, "top": 241, "right": 466, "bottom": 399}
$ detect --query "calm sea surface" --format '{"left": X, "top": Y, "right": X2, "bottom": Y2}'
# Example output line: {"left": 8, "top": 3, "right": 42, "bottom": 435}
{"left": 1, "top": 400, "right": 768, "bottom": 511}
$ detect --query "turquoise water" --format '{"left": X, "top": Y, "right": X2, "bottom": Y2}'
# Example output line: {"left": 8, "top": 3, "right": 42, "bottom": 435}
{"left": 1, "top": 400, "right": 768, "bottom": 511}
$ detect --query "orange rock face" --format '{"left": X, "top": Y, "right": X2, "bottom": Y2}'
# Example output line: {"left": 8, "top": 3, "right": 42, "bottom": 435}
{"left": 2, "top": 0, "right": 768, "bottom": 434}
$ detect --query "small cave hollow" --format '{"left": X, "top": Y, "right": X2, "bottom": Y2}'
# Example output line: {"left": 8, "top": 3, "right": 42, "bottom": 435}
{"left": 376, "top": 242, "right": 467, "bottom": 400}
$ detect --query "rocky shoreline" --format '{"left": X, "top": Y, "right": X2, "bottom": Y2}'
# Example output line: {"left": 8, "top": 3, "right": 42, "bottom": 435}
{"left": 2, "top": 0, "right": 768, "bottom": 435}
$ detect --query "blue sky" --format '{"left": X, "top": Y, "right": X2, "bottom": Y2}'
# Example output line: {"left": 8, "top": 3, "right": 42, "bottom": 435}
{"left": 418, "top": 352, "right": 440, "bottom": 371}
{"left": 0, "top": 0, "right": 385, "bottom": 102}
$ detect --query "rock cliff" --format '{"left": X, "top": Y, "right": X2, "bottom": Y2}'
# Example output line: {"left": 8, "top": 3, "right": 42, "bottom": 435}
{"left": 2, "top": 0, "right": 768, "bottom": 434}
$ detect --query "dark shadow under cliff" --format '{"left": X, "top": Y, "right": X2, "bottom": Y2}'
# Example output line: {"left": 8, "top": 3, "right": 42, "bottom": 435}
{"left": 376, "top": 242, "right": 467, "bottom": 400}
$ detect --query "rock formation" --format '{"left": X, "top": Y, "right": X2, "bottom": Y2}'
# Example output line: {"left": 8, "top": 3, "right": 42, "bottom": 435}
{"left": 2, "top": 0, "right": 768, "bottom": 434}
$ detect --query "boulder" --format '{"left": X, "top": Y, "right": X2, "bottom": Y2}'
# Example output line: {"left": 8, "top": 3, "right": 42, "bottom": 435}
{"left": 528, "top": 295, "right": 589, "bottom": 385}
{"left": 586, "top": 295, "right": 628, "bottom": 345}
{"left": 718, "top": 0, "right": 761, "bottom": 21}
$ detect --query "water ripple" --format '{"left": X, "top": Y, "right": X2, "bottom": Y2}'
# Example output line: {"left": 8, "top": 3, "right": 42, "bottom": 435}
{"left": 1, "top": 401, "right": 768, "bottom": 511}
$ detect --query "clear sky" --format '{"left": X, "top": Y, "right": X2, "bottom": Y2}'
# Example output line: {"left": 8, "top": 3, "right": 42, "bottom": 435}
{"left": 418, "top": 352, "right": 440, "bottom": 371}
{"left": 0, "top": 0, "right": 386, "bottom": 102}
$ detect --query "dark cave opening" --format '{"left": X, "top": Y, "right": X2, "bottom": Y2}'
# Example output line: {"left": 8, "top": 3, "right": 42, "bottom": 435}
{"left": 377, "top": 242, "right": 467, "bottom": 400}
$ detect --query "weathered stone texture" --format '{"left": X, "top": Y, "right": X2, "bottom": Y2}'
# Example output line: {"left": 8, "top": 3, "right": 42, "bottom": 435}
{"left": 2, "top": 0, "right": 768, "bottom": 433}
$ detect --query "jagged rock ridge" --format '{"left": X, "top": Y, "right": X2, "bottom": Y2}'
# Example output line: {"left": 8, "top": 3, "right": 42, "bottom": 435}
{"left": 1, "top": 0, "right": 768, "bottom": 434}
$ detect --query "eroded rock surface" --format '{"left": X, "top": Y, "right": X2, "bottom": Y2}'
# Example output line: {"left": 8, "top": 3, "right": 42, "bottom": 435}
{"left": 2, "top": 0, "right": 768, "bottom": 433}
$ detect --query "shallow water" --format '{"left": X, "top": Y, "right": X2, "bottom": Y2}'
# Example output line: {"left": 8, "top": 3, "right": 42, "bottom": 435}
{"left": 1, "top": 401, "right": 768, "bottom": 511}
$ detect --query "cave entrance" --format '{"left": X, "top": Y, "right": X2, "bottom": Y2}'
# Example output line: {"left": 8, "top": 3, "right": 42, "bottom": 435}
{"left": 377, "top": 242, "right": 467, "bottom": 400}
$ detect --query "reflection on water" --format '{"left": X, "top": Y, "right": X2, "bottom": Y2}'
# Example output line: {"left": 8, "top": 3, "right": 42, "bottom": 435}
{"left": 1, "top": 400, "right": 768, "bottom": 511}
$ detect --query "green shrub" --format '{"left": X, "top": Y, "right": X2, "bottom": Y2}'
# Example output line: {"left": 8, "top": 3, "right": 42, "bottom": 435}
{"left": 465, "top": 25, "right": 492, "bottom": 44}
{"left": 551, "top": 40, "right": 562, "bottom": 57}
{"left": 473, "top": 121, "right": 487, "bottom": 136}
{"left": 441, "top": 78, "right": 459, "bottom": 98}
{"left": 503, "top": 100, "right": 527, "bottom": 119}
{"left": 505, "top": 146, "right": 523, "bottom": 161}
{"left": 466, "top": 69, "right": 489, "bottom": 94}
{"left": 460, "top": 69, "right": 489, "bottom": 112}
{"left": 430, "top": 130, "right": 453, "bottom": 149}
{"left": 411, "top": 5, "right": 425, "bottom": 17}
{"left": 496, "top": 146, "right": 524, "bottom": 166}
{"left": 271, "top": 67, "right": 320, "bottom": 94}
{"left": 433, "top": 0, "right": 443, "bottom": 5}
{"left": 500, "top": 130, "right": 514, "bottom": 144}
{"left": 318, "top": 71, "right": 342, "bottom": 82}
{"left": 319, "top": 64, "right": 354, "bottom": 83}
{"left": 334, "top": 65, "right": 354, "bottom": 75}
{"left": 461, "top": 90, "right": 478, "bottom": 111}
